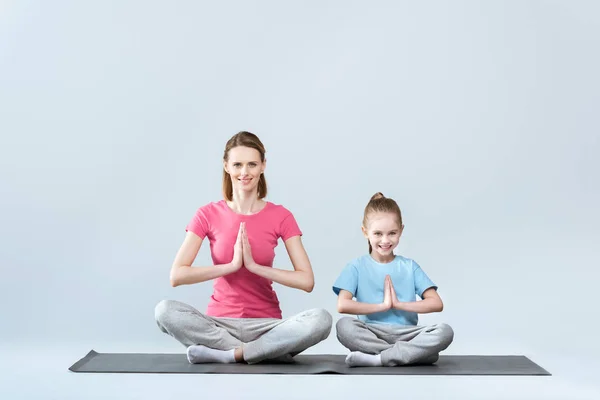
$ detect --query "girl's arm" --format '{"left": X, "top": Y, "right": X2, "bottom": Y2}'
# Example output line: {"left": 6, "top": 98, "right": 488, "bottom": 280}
{"left": 337, "top": 286, "right": 392, "bottom": 315}
{"left": 169, "top": 229, "right": 242, "bottom": 287}
{"left": 392, "top": 286, "right": 444, "bottom": 313}
{"left": 243, "top": 232, "right": 315, "bottom": 292}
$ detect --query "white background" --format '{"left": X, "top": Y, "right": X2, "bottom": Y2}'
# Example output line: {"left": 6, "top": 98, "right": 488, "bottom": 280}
{"left": 1, "top": 1, "right": 599, "bottom": 399}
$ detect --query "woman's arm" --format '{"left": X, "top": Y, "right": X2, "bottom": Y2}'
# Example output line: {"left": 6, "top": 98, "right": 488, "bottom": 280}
{"left": 243, "top": 232, "right": 315, "bottom": 292}
{"left": 337, "top": 289, "right": 390, "bottom": 314}
{"left": 392, "top": 286, "right": 444, "bottom": 313}
{"left": 169, "top": 229, "right": 242, "bottom": 287}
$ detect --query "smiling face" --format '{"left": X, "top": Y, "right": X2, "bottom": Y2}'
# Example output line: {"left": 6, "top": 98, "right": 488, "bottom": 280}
{"left": 223, "top": 145, "right": 266, "bottom": 195}
{"left": 362, "top": 212, "right": 403, "bottom": 262}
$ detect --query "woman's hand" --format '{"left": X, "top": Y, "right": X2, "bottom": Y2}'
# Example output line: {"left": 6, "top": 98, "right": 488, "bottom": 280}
{"left": 229, "top": 223, "right": 244, "bottom": 272}
{"left": 241, "top": 222, "right": 258, "bottom": 272}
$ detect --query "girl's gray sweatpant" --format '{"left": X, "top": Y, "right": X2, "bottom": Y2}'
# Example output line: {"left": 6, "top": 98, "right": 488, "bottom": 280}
{"left": 154, "top": 300, "right": 333, "bottom": 364}
{"left": 336, "top": 316, "right": 454, "bottom": 366}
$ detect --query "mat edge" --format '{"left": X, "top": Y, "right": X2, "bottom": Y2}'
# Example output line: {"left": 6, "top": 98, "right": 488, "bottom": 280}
{"left": 68, "top": 349, "right": 99, "bottom": 372}
{"left": 67, "top": 352, "right": 552, "bottom": 376}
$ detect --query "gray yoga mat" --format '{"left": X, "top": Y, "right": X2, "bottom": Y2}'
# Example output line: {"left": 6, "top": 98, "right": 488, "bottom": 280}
{"left": 69, "top": 350, "right": 551, "bottom": 375}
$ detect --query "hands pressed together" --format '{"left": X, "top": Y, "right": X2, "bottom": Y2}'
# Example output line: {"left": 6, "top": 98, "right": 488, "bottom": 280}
{"left": 382, "top": 274, "right": 403, "bottom": 311}
{"left": 229, "top": 223, "right": 405, "bottom": 310}
{"left": 230, "top": 222, "right": 260, "bottom": 273}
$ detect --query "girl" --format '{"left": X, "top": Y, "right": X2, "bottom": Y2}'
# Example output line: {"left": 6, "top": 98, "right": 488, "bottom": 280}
{"left": 333, "top": 192, "right": 454, "bottom": 367}
{"left": 155, "top": 131, "right": 332, "bottom": 364}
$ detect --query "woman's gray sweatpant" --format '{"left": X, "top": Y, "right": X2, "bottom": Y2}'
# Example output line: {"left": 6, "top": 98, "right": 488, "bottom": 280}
{"left": 336, "top": 317, "right": 454, "bottom": 366}
{"left": 154, "top": 300, "right": 333, "bottom": 364}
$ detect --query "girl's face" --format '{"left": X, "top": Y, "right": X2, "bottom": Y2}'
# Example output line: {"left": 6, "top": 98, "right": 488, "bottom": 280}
{"left": 224, "top": 146, "right": 265, "bottom": 195}
{"left": 362, "top": 212, "right": 403, "bottom": 260}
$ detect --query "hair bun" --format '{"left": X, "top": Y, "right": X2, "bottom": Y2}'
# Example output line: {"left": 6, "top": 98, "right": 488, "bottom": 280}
{"left": 370, "top": 192, "right": 385, "bottom": 201}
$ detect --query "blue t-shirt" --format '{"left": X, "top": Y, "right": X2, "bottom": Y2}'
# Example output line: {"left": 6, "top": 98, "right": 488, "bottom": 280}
{"left": 332, "top": 254, "right": 437, "bottom": 326}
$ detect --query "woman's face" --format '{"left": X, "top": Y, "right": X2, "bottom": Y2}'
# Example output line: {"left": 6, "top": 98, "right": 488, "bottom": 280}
{"left": 224, "top": 146, "right": 265, "bottom": 194}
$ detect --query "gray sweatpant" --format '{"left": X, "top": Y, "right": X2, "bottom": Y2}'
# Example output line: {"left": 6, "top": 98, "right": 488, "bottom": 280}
{"left": 154, "top": 300, "right": 333, "bottom": 364}
{"left": 336, "top": 317, "right": 454, "bottom": 366}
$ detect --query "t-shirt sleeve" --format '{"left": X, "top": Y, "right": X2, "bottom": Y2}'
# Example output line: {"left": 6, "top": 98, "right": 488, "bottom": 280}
{"left": 413, "top": 260, "right": 438, "bottom": 298}
{"left": 333, "top": 262, "right": 359, "bottom": 296}
{"left": 279, "top": 211, "right": 303, "bottom": 241}
{"left": 185, "top": 207, "right": 210, "bottom": 239}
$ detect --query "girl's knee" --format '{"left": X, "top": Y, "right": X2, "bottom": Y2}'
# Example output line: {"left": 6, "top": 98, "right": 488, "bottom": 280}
{"left": 437, "top": 323, "right": 454, "bottom": 346}
{"left": 335, "top": 317, "right": 357, "bottom": 342}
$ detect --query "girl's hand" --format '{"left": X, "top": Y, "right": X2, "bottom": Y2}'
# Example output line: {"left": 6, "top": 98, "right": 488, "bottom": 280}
{"left": 382, "top": 275, "right": 393, "bottom": 311}
{"left": 389, "top": 278, "right": 402, "bottom": 310}
{"left": 241, "top": 223, "right": 258, "bottom": 272}
{"left": 229, "top": 223, "right": 244, "bottom": 271}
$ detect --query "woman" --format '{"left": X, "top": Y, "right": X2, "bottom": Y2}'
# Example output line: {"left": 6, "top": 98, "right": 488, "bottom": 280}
{"left": 154, "top": 131, "right": 332, "bottom": 364}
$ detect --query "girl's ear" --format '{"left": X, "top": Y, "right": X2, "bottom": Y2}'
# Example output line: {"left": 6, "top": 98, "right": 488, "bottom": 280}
{"left": 361, "top": 225, "right": 368, "bottom": 238}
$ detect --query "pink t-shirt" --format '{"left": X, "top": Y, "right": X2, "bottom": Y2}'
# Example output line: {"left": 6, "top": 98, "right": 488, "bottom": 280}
{"left": 185, "top": 200, "right": 302, "bottom": 319}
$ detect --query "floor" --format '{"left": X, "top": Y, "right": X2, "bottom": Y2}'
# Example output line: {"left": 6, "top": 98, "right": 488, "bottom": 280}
{"left": 2, "top": 341, "right": 599, "bottom": 400}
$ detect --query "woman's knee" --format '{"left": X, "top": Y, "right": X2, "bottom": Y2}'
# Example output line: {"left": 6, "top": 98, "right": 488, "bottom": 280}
{"left": 155, "top": 300, "right": 171, "bottom": 321}
{"left": 154, "top": 299, "right": 183, "bottom": 327}
{"left": 307, "top": 308, "right": 333, "bottom": 339}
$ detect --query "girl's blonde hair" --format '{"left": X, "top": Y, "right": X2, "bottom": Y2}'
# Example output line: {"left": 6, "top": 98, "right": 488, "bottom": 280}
{"left": 363, "top": 192, "right": 403, "bottom": 253}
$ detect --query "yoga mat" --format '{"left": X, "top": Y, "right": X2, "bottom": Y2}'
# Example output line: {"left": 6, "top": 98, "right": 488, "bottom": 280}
{"left": 69, "top": 350, "right": 551, "bottom": 375}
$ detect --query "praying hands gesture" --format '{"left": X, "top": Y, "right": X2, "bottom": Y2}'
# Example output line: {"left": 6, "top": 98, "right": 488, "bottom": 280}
{"left": 170, "top": 208, "right": 313, "bottom": 292}
{"left": 337, "top": 274, "right": 445, "bottom": 316}
{"left": 224, "top": 222, "right": 314, "bottom": 292}
{"left": 241, "top": 223, "right": 259, "bottom": 272}
{"left": 382, "top": 275, "right": 401, "bottom": 311}
{"left": 230, "top": 223, "right": 244, "bottom": 271}
{"left": 382, "top": 274, "right": 444, "bottom": 314}
{"left": 229, "top": 222, "right": 259, "bottom": 273}
{"left": 337, "top": 275, "right": 401, "bottom": 315}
